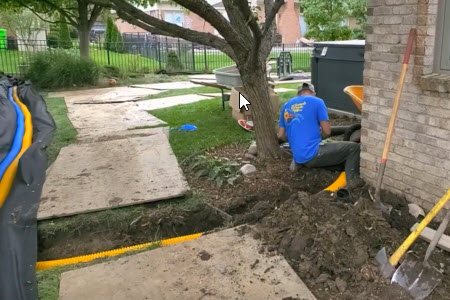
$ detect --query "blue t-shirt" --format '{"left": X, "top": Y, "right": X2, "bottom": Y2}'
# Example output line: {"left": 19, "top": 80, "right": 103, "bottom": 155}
{"left": 279, "top": 95, "right": 329, "bottom": 164}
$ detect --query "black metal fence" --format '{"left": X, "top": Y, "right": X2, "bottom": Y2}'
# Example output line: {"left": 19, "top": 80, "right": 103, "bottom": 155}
{"left": 0, "top": 35, "right": 313, "bottom": 77}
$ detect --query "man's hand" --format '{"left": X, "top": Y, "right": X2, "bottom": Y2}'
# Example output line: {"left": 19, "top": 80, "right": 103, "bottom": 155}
{"left": 320, "top": 120, "right": 331, "bottom": 139}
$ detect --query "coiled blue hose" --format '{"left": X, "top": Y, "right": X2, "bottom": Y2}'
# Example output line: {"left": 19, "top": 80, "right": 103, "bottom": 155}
{"left": 0, "top": 88, "right": 24, "bottom": 182}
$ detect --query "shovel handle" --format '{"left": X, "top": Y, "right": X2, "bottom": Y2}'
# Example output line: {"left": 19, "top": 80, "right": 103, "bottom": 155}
{"left": 423, "top": 209, "right": 450, "bottom": 263}
{"left": 389, "top": 187, "right": 450, "bottom": 266}
{"left": 374, "top": 29, "right": 416, "bottom": 203}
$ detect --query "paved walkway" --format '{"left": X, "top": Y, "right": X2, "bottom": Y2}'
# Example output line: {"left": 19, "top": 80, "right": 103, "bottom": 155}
{"left": 40, "top": 82, "right": 213, "bottom": 219}
{"left": 50, "top": 82, "right": 218, "bottom": 141}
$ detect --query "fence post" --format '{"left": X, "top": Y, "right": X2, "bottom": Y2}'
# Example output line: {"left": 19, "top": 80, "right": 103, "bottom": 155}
{"left": 203, "top": 45, "right": 207, "bottom": 71}
{"left": 282, "top": 43, "right": 285, "bottom": 52}
{"left": 192, "top": 42, "right": 195, "bottom": 72}
{"left": 158, "top": 42, "right": 162, "bottom": 71}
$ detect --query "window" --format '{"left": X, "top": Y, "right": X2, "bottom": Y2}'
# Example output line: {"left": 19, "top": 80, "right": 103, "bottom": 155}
{"left": 435, "top": 0, "right": 450, "bottom": 73}
{"left": 164, "top": 12, "right": 183, "bottom": 27}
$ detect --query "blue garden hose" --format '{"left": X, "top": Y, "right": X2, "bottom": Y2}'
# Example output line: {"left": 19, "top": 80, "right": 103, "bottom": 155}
{"left": 0, "top": 88, "right": 24, "bottom": 182}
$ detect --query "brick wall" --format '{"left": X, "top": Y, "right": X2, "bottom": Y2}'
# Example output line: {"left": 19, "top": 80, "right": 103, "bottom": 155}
{"left": 277, "top": 0, "right": 301, "bottom": 44}
{"left": 362, "top": 0, "right": 450, "bottom": 211}
{"left": 186, "top": 13, "right": 215, "bottom": 34}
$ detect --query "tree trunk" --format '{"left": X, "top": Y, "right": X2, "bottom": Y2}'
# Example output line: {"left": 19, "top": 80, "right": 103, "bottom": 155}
{"left": 78, "top": 26, "right": 90, "bottom": 58}
{"left": 78, "top": 0, "right": 90, "bottom": 58}
{"left": 239, "top": 61, "right": 280, "bottom": 160}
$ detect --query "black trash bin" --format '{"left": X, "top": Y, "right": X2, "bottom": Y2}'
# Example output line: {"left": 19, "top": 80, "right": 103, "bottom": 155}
{"left": 311, "top": 40, "right": 365, "bottom": 114}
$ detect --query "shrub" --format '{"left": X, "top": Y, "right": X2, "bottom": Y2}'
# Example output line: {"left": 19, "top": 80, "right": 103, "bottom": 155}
{"left": 166, "top": 51, "right": 183, "bottom": 72}
{"left": 26, "top": 50, "right": 100, "bottom": 88}
{"left": 47, "top": 24, "right": 59, "bottom": 48}
{"left": 58, "top": 15, "right": 73, "bottom": 49}
{"left": 102, "top": 65, "right": 124, "bottom": 79}
{"left": 105, "top": 16, "right": 124, "bottom": 53}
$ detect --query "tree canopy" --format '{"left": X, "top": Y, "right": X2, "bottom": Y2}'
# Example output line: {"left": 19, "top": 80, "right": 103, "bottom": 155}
{"left": 302, "top": 0, "right": 367, "bottom": 41}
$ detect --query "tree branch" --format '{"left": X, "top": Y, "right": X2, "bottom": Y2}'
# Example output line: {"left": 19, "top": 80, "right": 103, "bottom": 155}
{"left": 260, "top": 0, "right": 285, "bottom": 59}
{"left": 232, "top": 0, "right": 262, "bottom": 39}
{"left": 170, "top": 0, "right": 246, "bottom": 49}
{"left": 262, "top": 0, "right": 285, "bottom": 36}
{"left": 32, "top": 0, "right": 79, "bottom": 26}
{"left": 87, "top": 4, "right": 103, "bottom": 28}
{"left": 16, "top": 2, "right": 76, "bottom": 26}
{"left": 221, "top": 0, "right": 253, "bottom": 42}
{"left": 113, "top": 5, "right": 237, "bottom": 61}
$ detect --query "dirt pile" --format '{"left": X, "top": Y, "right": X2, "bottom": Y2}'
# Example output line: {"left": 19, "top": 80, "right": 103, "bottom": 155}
{"left": 256, "top": 190, "right": 450, "bottom": 300}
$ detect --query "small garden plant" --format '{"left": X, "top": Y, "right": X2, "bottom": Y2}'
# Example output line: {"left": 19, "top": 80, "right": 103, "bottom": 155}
{"left": 188, "top": 155, "right": 241, "bottom": 187}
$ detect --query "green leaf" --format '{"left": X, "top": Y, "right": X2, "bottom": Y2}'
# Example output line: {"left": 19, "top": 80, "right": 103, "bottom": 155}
{"left": 189, "top": 160, "right": 202, "bottom": 171}
{"left": 227, "top": 177, "right": 237, "bottom": 185}
{"left": 195, "top": 169, "right": 208, "bottom": 178}
{"left": 208, "top": 169, "right": 219, "bottom": 180}
{"left": 216, "top": 177, "right": 224, "bottom": 187}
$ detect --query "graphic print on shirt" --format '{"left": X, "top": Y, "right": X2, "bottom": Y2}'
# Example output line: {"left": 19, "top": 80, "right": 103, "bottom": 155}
{"left": 284, "top": 101, "right": 307, "bottom": 123}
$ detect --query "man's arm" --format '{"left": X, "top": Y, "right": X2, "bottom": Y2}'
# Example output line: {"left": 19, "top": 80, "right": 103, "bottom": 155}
{"left": 320, "top": 120, "right": 331, "bottom": 139}
{"left": 277, "top": 127, "right": 287, "bottom": 142}
{"left": 278, "top": 104, "right": 287, "bottom": 142}
{"left": 317, "top": 99, "right": 330, "bottom": 139}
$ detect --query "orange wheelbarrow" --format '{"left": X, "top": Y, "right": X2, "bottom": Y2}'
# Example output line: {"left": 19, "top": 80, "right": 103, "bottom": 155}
{"left": 343, "top": 85, "right": 363, "bottom": 113}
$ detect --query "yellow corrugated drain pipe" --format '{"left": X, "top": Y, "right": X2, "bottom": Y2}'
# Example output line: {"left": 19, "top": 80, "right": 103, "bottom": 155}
{"left": 36, "top": 232, "right": 202, "bottom": 271}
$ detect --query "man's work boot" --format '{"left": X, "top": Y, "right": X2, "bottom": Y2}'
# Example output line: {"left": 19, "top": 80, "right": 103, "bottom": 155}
{"left": 290, "top": 159, "right": 298, "bottom": 172}
{"left": 345, "top": 177, "right": 366, "bottom": 192}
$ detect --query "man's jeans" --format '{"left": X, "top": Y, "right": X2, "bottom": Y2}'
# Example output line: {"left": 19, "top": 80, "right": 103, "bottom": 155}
{"left": 304, "top": 142, "right": 360, "bottom": 182}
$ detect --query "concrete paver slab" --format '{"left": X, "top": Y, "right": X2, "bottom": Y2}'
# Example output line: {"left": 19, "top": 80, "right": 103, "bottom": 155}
{"left": 131, "top": 81, "right": 202, "bottom": 90}
{"left": 136, "top": 94, "right": 212, "bottom": 111}
{"left": 66, "top": 102, "right": 165, "bottom": 140}
{"left": 38, "top": 133, "right": 189, "bottom": 220}
{"left": 50, "top": 87, "right": 164, "bottom": 104}
{"left": 189, "top": 74, "right": 217, "bottom": 81}
{"left": 59, "top": 226, "right": 317, "bottom": 300}
{"left": 78, "top": 127, "right": 169, "bottom": 144}
{"left": 197, "top": 93, "right": 223, "bottom": 97}
{"left": 274, "top": 88, "right": 296, "bottom": 93}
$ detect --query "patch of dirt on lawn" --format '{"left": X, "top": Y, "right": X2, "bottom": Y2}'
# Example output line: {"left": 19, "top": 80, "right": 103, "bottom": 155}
{"left": 185, "top": 143, "right": 341, "bottom": 221}
{"left": 255, "top": 190, "right": 450, "bottom": 300}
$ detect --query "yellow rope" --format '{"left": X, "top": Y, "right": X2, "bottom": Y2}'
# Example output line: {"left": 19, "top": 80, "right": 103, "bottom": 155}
{"left": 36, "top": 233, "right": 203, "bottom": 271}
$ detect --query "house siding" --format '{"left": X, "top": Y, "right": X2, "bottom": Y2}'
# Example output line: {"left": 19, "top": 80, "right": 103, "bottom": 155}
{"left": 362, "top": 0, "right": 450, "bottom": 211}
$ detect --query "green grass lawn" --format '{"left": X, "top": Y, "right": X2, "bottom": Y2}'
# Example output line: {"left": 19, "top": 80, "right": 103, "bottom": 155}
{"left": 45, "top": 97, "right": 77, "bottom": 165}
{"left": 1, "top": 47, "right": 311, "bottom": 77}
{"left": 150, "top": 98, "right": 254, "bottom": 160}
{"left": 0, "top": 50, "right": 26, "bottom": 75}
{"left": 90, "top": 49, "right": 161, "bottom": 73}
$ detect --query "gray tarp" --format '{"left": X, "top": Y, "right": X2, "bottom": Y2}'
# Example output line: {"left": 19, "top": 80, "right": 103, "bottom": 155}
{"left": 0, "top": 77, "right": 17, "bottom": 163}
{"left": 0, "top": 76, "right": 56, "bottom": 300}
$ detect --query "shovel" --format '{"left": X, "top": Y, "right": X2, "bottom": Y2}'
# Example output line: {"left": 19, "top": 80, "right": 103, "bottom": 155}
{"left": 376, "top": 187, "right": 450, "bottom": 278}
{"left": 391, "top": 208, "right": 450, "bottom": 299}
{"left": 373, "top": 28, "right": 416, "bottom": 215}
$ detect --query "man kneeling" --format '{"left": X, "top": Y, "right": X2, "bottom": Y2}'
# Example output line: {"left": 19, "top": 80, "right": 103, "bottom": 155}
{"left": 278, "top": 83, "right": 361, "bottom": 184}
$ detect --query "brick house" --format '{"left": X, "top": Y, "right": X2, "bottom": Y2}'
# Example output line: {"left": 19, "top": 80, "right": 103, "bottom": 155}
{"left": 362, "top": 0, "right": 450, "bottom": 212}
{"left": 116, "top": 0, "right": 302, "bottom": 44}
